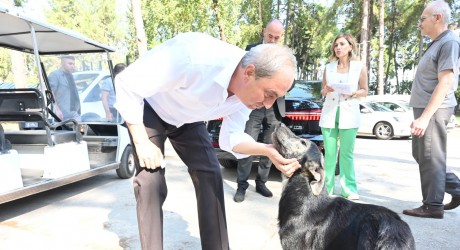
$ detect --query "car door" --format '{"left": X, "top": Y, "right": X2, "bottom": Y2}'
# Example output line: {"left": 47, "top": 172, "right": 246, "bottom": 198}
{"left": 358, "top": 104, "right": 376, "bottom": 135}
{"left": 79, "top": 72, "right": 110, "bottom": 121}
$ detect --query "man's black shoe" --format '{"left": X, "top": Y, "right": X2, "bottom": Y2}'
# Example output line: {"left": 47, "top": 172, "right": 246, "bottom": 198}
{"left": 234, "top": 188, "right": 246, "bottom": 203}
{"left": 256, "top": 183, "right": 273, "bottom": 197}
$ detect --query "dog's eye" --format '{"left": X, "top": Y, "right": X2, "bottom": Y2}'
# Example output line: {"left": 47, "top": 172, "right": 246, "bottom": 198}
{"left": 301, "top": 140, "right": 307, "bottom": 145}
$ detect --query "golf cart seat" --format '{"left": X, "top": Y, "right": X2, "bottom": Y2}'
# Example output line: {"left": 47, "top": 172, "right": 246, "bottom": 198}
{"left": 0, "top": 88, "right": 81, "bottom": 146}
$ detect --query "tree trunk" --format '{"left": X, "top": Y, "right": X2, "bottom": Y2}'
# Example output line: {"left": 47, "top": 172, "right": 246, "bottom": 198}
{"left": 394, "top": 42, "right": 399, "bottom": 93}
{"left": 9, "top": 51, "right": 27, "bottom": 88}
{"left": 384, "top": 0, "right": 395, "bottom": 89}
{"left": 212, "top": 0, "right": 227, "bottom": 42}
{"left": 258, "top": 0, "right": 263, "bottom": 26}
{"left": 418, "top": 33, "right": 425, "bottom": 61}
{"left": 360, "top": 0, "right": 369, "bottom": 65}
{"left": 276, "top": 0, "right": 281, "bottom": 18}
{"left": 361, "top": 0, "right": 373, "bottom": 84}
{"left": 284, "top": 0, "right": 290, "bottom": 46}
{"left": 131, "top": 0, "right": 147, "bottom": 55}
{"left": 377, "top": 0, "right": 384, "bottom": 95}
{"left": 367, "top": 0, "right": 374, "bottom": 73}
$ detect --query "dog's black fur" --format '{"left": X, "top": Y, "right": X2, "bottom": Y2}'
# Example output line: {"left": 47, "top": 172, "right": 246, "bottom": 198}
{"left": 272, "top": 123, "right": 415, "bottom": 250}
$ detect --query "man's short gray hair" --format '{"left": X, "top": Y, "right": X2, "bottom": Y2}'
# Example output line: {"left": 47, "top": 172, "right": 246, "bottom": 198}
{"left": 241, "top": 44, "right": 297, "bottom": 79}
{"left": 427, "top": 0, "right": 451, "bottom": 24}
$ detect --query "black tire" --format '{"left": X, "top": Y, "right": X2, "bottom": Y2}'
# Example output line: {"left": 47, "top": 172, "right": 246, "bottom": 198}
{"left": 116, "top": 145, "right": 135, "bottom": 179}
{"left": 373, "top": 122, "right": 393, "bottom": 140}
{"left": 218, "top": 159, "right": 237, "bottom": 169}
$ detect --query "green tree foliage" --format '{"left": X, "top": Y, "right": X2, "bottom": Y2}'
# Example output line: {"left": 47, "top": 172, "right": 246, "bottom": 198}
{"left": 3, "top": 0, "right": 460, "bottom": 88}
{"left": 326, "top": 0, "right": 458, "bottom": 95}
{"left": 141, "top": 0, "right": 263, "bottom": 49}
{"left": 13, "top": 0, "right": 27, "bottom": 6}
{"left": 45, "top": 0, "right": 129, "bottom": 65}
{"left": 0, "top": 49, "right": 12, "bottom": 82}
{"left": 285, "top": 1, "right": 338, "bottom": 80}
{"left": 46, "top": 0, "right": 120, "bottom": 46}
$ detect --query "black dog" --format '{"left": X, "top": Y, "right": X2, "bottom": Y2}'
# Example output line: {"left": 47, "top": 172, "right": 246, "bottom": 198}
{"left": 272, "top": 123, "right": 415, "bottom": 250}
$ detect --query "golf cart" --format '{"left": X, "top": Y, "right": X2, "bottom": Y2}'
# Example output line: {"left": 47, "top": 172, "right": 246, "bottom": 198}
{"left": 0, "top": 6, "right": 134, "bottom": 204}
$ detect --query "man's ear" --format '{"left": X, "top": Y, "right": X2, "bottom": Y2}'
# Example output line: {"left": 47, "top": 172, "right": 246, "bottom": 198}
{"left": 244, "top": 64, "right": 256, "bottom": 79}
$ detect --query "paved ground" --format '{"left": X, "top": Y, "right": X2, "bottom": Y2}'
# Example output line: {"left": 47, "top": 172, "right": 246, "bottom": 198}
{"left": 0, "top": 128, "right": 459, "bottom": 250}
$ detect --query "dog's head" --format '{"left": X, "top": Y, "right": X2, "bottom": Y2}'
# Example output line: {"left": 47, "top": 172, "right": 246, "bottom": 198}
{"left": 272, "top": 123, "right": 325, "bottom": 196}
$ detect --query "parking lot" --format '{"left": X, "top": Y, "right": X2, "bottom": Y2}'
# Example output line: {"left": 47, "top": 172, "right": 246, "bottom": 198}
{"left": 1, "top": 128, "right": 459, "bottom": 250}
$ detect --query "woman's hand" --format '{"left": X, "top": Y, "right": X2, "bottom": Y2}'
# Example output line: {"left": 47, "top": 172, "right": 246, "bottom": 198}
{"left": 266, "top": 144, "right": 301, "bottom": 177}
{"left": 321, "top": 84, "right": 334, "bottom": 96}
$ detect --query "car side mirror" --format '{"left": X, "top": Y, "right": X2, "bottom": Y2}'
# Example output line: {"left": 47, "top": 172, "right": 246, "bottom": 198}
{"left": 394, "top": 107, "right": 404, "bottom": 112}
{"left": 360, "top": 108, "right": 371, "bottom": 114}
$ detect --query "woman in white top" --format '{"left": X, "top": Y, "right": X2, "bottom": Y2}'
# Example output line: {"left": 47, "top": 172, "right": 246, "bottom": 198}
{"left": 319, "top": 33, "right": 368, "bottom": 200}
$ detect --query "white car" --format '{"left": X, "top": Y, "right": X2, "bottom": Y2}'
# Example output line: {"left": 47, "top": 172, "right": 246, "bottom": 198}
{"left": 358, "top": 101, "right": 412, "bottom": 140}
{"left": 366, "top": 96, "right": 414, "bottom": 119}
{"left": 367, "top": 95, "right": 457, "bottom": 132}
{"left": 74, "top": 71, "right": 111, "bottom": 121}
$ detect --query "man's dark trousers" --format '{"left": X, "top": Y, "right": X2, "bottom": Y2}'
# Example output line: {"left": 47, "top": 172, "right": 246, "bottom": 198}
{"left": 130, "top": 102, "right": 229, "bottom": 250}
{"left": 237, "top": 106, "right": 279, "bottom": 189}
{"left": 412, "top": 107, "right": 460, "bottom": 209}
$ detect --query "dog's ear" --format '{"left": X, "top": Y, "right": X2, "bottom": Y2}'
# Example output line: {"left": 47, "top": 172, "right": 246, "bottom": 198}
{"left": 306, "top": 160, "right": 325, "bottom": 196}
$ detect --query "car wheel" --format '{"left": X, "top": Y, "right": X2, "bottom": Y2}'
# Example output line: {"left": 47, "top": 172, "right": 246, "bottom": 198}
{"left": 373, "top": 122, "right": 393, "bottom": 140}
{"left": 116, "top": 145, "right": 135, "bottom": 179}
{"left": 81, "top": 112, "right": 102, "bottom": 122}
{"left": 218, "top": 159, "right": 237, "bottom": 169}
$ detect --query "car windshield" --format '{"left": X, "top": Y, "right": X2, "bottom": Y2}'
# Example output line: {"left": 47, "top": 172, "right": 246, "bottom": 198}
{"left": 73, "top": 72, "right": 100, "bottom": 93}
{"left": 365, "top": 102, "right": 392, "bottom": 112}
{"left": 398, "top": 101, "right": 411, "bottom": 110}
{"left": 286, "top": 80, "right": 323, "bottom": 106}
{"left": 0, "top": 51, "right": 116, "bottom": 123}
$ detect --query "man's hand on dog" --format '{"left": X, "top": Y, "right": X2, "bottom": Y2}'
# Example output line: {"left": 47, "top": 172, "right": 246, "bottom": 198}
{"left": 266, "top": 144, "right": 301, "bottom": 177}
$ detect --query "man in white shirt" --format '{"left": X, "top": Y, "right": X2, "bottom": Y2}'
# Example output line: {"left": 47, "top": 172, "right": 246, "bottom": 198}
{"left": 235, "top": 19, "right": 285, "bottom": 203}
{"left": 115, "top": 32, "right": 299, "bottom": 250}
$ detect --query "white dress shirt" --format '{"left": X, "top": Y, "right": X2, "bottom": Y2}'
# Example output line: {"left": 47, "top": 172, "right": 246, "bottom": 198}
{"left": 115, "top": 32, "right": 254, "bottom": 158}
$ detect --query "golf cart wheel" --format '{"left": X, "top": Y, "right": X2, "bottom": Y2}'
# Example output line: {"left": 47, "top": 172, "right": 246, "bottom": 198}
{"left": 374, "top": 122, "right": 393, "bottom": 140}
{"left": 116, "top": 145, "right": 135, "bottom": 179}
{"left": 218, "top": 159, "right": 237, "bottom": 169}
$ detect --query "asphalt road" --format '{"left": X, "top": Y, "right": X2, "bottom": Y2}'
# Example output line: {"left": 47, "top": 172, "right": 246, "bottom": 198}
{"left": 1, "top": 129, "right": 459, "bottom": 250}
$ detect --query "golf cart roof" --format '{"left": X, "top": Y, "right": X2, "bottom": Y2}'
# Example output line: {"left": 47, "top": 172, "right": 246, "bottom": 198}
{"left": 0, "top": 5, "right": 115, "bottom": 55}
